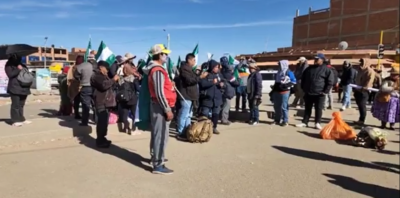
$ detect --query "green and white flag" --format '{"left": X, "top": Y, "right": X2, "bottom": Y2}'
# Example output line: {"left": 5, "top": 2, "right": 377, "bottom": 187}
{"left": 176, "top": 56, "right": 181, "bottom": 68}
{"left": 192, "top": 44, "right": 199, "bottom": 70}
{"left": 95, "top": 41, "right": 116, "bottom": 66}
{"left": 207, "top": 52, "right": 213, "bottom": 61}
{"left": 84, "top": 37, "right": 91, "bottom": 62}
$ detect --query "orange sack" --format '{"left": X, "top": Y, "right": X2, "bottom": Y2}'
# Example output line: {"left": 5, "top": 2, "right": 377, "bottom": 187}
{"left": 320, "top": 112, "right": 357, "bottom": 140}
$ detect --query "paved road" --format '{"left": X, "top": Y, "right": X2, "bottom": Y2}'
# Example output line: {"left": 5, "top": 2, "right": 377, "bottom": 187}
{"left": 0, "top": 96, "right": 398, "bottom": 198}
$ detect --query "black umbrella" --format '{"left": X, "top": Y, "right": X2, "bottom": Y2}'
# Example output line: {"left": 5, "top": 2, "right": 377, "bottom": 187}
{"left": 0, "top": 44, "right": 38, "bottom": 60}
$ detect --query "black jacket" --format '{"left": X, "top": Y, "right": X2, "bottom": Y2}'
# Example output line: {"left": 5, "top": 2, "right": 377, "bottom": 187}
{"left": 5, "top": 61, "right": 31, "bottom": 96}
{"left": 177, "top": 64, "right": 199, "bottom": 101}
{"left": 330, "top": 67, "right": 339, "bottom": 85}
{"left": 301, "top": 64, "right": 334, "bottom": 95}
{"left": 340, "top": 66, "right": 357, "bottom": 86}
{"left": 220, "top": 60, "right": 239, "bottom": 99}
{"left": 199, "top": 72, "right": 224, "bottom": 108}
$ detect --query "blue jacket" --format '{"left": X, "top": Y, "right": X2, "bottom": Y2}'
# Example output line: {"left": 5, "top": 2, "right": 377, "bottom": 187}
{"left": 273, "top": 60, "right": 296, "bottom": 93}
{"left": 199, "top": 60, "right": 224, "bottom": 108}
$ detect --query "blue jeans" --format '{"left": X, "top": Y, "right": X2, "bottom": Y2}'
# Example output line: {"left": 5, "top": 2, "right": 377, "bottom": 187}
{"left": 273, "top": 92, "right": 290, "bottom": 123}
{"left": 342, "top": 85, "right": 352, "bottom": 107}
{"left": 249, "top": 98, "right": 259, "bottom": 122}
{"left": 80, "top": 86, "right": 93, "bottom": 125}
{"left": 177, "top": 100, "right": 192, "bottom": 135}
{"left": 235, "top": 86, "right": 247, "bottom": 110}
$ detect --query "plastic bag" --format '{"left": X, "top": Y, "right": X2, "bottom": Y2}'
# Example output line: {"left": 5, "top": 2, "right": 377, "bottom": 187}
{"left": 108, "top": 112, "right": 118, "bottom": 124}
{"left": 320, "top": 112, "right": 357, "bottom": 140}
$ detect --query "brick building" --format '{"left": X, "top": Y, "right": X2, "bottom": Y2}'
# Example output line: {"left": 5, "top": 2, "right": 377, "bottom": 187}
{"left": 21, "top": 46, "right": 69, "bottom": 64}
{"left": 279, "top": 0, "right": 399, "bottom": 52}
{"left": 69, "top": 47, "right": 97, "bottom": 61}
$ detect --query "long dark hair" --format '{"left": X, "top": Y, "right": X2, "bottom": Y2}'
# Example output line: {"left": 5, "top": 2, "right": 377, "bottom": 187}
{"left": 5, "top": 54, "right": 22, "bottom": 67}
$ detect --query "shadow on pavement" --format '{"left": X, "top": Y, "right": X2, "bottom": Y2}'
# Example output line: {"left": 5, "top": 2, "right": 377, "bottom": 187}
{"left": 271, "top": 146, "right": 399, "bottom": 174}
{"left": 297, "top": 130, "right": 321, "bottom": 139}
{"left": 372, "top": 149, "right": 400, "bottom": 155}
{"left": 39, "top": 108, "right": 152, "bottom": 172}
{"left": 371, "top": 162, "right": 400, "bottom": 171}
{"left": 323, "top": 173, "right": 400, "bottom": 197}
{"left": 0, "top": 118, "right": 12, "bottom": 125}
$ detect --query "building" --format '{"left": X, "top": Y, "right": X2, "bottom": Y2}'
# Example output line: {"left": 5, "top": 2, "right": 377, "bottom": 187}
{"left": 279, "top": 0, "right": 399, "bottom": 52}
{"left": 22, "top": 46, "right": 69, "bottom": 64}
{"left": 68, "top": 47, "right": 97, "bottom": 62}
{"left": 237, "top": 49, "right": 397, "bottom": 74}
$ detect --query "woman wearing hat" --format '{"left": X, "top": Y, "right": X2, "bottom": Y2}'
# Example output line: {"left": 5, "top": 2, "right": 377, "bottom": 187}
{"left": 116, "top": 54, "right": 141, "bottom": 135}
{"left": 371, "top": 67, "right": 400, "bottom": 130}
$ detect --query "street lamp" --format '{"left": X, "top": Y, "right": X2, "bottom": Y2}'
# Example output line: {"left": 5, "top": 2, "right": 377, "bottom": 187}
{"left": 44, "top": 37, "right": 48, "bottom": 68}
{"left": 163, "top": 29, "right": 170, "bottom": 49}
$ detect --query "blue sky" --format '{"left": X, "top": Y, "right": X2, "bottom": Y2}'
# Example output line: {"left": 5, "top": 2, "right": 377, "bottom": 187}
{"left": 0, "top": 0, "right": 329, "bottom": 63}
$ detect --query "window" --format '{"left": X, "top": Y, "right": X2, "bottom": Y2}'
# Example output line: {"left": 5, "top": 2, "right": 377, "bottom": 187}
{"left": 261, "top": 73, "right": 276, "bottom": 81}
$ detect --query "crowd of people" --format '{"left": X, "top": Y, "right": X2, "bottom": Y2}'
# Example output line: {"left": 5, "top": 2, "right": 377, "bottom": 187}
{"left": 4, "top": 44, "right": 399, "bottom": 175}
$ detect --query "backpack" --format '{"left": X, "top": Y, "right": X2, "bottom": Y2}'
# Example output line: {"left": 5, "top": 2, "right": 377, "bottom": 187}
{"left": 186, "top": 116, "right": 213, "bottom": 143}
{"left": 223, "top": 82, "right": 235, "bottom": 99}
{"left": 17, "top": 67, "right": 34, "bottom": 87}
{"left": 116, "top": 81, "right": 136, "bottom": 104}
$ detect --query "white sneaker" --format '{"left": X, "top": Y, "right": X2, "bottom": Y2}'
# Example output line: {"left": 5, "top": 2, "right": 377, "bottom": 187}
{"left": 340, "top": 106, "right": 346, "bottom": 111}
{"left": 23, "top": 120, "right": 32, "bottom": 124}
{"left": 12, "top": 122, "right": 23, "bottom": 127}
{"left": 315, "top": 123, "right": 322, "bottom": 130}
{"left": 296, "top": 123, "right": 307, "bottom": 128}
{"left": 251, "top": 121, "right": 258, "bottom": 126}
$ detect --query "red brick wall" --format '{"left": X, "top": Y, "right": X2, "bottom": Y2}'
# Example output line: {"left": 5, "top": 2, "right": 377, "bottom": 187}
{"left": 292, "top": 0, "right": 399, "bottom": 49}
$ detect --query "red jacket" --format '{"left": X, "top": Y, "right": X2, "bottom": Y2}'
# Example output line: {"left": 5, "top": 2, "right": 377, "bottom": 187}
{"left": 148, "top": 66, "right": 176, "bottom": 108}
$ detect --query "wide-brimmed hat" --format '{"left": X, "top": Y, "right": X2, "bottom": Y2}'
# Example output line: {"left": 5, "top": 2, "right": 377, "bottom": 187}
{"left": 297, "top": 57, "right": 306, "bottom": 62}
{"left": 249, "top": 62, "right": 258, "bottom": 69}
{"left": 119, "top": 52, "right": 136, "bottom": 64}
{"left": 390, "top": 66, "right": 399, "bottom": 75}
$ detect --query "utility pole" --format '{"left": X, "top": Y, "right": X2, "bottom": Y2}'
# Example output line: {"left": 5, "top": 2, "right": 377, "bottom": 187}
{"left": 167, "top": 33, "right": 170, "bottom": 50}
{"left": 44, "top": 37, "right": 48, "bottom": 68}
{"left": 163, "top": 29, "right": 170, "bottom": 49}
{"left": 377, "top": 30, "right": 384, "bottom": 70}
